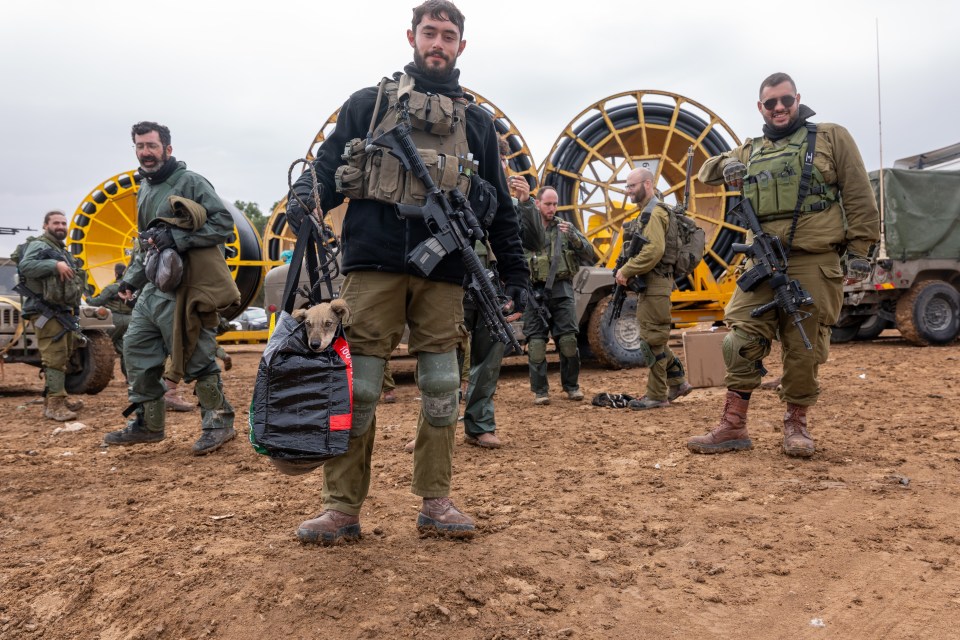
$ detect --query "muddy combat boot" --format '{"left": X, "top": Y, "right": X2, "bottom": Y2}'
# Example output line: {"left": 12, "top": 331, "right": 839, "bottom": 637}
{"left": 417, "top": 497, "right": 475, "bottom": 539}
{"left": 687, "top": 390, "right": 753, "bottom": 454}
{"left": 44, "top": 396, "right": 78, "bottom": 422}
{"left": 667, "top": 381, "right": 694, "bottom": 402}
{"left": 782, "top": 403, "right": 815, "bottom": 458}
{"left": 103, "top": 401, "right": 165, "bottom": 446}
{"left": 628, "top": 396, "right": 670, "bottom": 410}
{"left": 192, "top": 374, "right": 236, "bottom": 455}
{"left": 164, "top": 380, "right": 195, "bottom": 412}
{"left": 296, "top": 510, "right": 361, "bottom": 545}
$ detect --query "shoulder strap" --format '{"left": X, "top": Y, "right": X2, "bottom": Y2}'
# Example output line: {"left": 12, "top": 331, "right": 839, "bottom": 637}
{"left": 543, "top": 223, "right": 563, "bottom": 293}
{"left": 786, "top": 123, "right": 818, "bottom": 250}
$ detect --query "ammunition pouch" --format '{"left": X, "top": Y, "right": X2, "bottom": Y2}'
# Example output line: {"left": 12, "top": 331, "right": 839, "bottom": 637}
{"left": 39, "top": 267, "right": 86, "bottom": 308}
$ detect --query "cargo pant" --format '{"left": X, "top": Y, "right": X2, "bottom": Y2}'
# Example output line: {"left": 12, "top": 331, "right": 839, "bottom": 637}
{"left": 636, "top": 274, "right": 685, "bottom": 400}
{"left": 462, "top": 302, "right": 505, "bottom": 437}
{"left": 34, "top": 316, "right": 78, "bottom": 397}
{"left": 722, "top": 251, "right": 843, "bottom": 405}
{"left": 321, "top": 272, "right": 465, "bottom": 516}
{"left": 522, "top": 285, "right": 580, "bottom": 395}
{"left": 124, "top": 290, "right": 226, "bottom": 423}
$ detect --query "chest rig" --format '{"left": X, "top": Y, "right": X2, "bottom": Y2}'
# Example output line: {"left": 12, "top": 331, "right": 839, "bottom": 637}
{"left": 335, "top": 74, "right": 472, "bottom": 206}
{"left": 743, "top": 124, "right": 838, "bottom": 221}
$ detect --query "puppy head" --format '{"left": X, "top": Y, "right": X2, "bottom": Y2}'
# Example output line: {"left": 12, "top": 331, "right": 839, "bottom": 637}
{"left": 293, "top": 299, "right": 351, "bottom": 352}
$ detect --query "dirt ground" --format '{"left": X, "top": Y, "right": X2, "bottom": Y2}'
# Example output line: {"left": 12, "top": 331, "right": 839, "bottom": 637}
{"left": 1, "top": 329, "right": 958, "bottom": 640}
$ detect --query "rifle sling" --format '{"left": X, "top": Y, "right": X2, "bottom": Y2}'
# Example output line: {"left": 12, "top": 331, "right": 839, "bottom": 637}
{"left": 543, "top": 223, "right": 563, "bottom": 294}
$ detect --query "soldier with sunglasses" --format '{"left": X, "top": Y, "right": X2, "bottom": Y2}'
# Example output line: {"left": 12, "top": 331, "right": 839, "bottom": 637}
{"left": 687, "top": 72, "right": 879, "bottom": 458}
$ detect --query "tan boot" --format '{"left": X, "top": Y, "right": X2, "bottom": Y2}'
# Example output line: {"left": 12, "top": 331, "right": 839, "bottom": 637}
{"left": 44, "top": 396, "right": 78, "bottom": 422}
{"left": 65, "top": 396, "right": 84, "bottom": 412}
{"left": 417, "top": 497, "right": 475, "bottom": 538}
{"left": 782, "top": 403, "right": 815, "bottom": 458}
{"left": 296, "top": 510, "right": 361, "bottom": 545}
{"left": 164, "top": 380, "right": 195, "bottom": 412}
{"left": 687, "top": 390, "right": 753, "bottom": 454}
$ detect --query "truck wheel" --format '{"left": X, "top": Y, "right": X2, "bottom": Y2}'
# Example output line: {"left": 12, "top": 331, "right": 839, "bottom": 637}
{"left": 829, "top": 323, "right": 859, "bottom": 344}
{"left": 586, "top": 294, "right": 648, "bottom": 369}
{"left": 895, "top": 280, "right": 960, "bottom": 346}
{"left": 854, "top": 315, "right": 888, "bottom": 341}
{"left": 65, "top": 330, "right": 116, "bottom": 394}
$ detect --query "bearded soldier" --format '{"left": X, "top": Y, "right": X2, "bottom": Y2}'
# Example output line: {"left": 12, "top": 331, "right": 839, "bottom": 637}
{"left": 687, "top": 72, "right": 880, "bottom": 457}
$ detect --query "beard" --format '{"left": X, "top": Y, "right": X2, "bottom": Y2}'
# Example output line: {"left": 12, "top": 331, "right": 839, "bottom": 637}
{"left": 138, "top": 149, "right": 169, "bottom": 174}
{"left": 413, "top": 48, "right": 455, "bottom": 80}
{"left": 50, "top": 228, "right": 67, "bottom": 241}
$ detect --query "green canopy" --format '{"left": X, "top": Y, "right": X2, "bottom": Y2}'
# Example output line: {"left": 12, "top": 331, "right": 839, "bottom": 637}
{"left": 870, "top": 168, "right": 960, "bottom": 260}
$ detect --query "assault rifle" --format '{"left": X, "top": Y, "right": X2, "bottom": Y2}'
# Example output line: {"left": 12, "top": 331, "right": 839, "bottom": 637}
{"left": 676, "top": 146, "right": 695, "bottom": 214}
{"left": 729, "top": 192, "right": 814, "bottom": 349}
{"left": 13, "top": 281, "right": 87, "bottom": 344}
{"left": 607, "top": 224, "right": 650, "bottom": 326}
{"left": 1, "top": 226, "right": 35, "bottom": 235}
{"left": 372, "top": 121, "right": 522, "bottom": 354}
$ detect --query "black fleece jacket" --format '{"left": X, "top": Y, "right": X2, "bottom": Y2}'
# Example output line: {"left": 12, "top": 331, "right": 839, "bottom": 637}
{"left": 287, "top": 72, "right": 526, "bottom": 289}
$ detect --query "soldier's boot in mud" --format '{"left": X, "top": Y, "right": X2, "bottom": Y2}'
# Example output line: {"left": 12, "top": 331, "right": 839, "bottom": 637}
{"left": 44, "top": 396, "right": 78, "bottom": 422}
{"left": 296, "top": 510, "right": 361, "bottom": 545}
{"left": 782, "top": 403, "right": 815, "bottom": 458}
{"left": 163, "top": 379, "right": 195, "bottom": 412}
{"left": 64, "top": 396, "right": 84, "bottom": 412}
{"left": 417, "top": 497, "right": 475, "bottom": 539}
{"left": 103, "top": 400, "right": 165, "bottom": 446}
{"left": 192, "top": 374, "right": 236, "bottom": 455}
{"left": 687, "top": 390, "right": 753, "bottom": 454}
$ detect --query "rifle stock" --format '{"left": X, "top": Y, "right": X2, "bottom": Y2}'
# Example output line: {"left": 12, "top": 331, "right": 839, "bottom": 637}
{"left": 14, "top": 282, "right": 87, "bottom": 344}
{"left": 607, "top": 228, "right": 650, "bottom": 326}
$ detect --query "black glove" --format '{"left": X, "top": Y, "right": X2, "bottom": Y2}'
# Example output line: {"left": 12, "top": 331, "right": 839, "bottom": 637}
{"left": 722, "top": 160, "right": 747, "bottom": 188}
{"left": 285, "top": 199, "right": 305, "bottom": 235}
{"left": 148, "top": 226, "right": 176, "bottom": 252}
{"left": 504, "top": 284, "right": 528, "bottom": 315}
{"left": 117, "top": 281, "right": 136, "bottom": 295}
{"left": 844, "top": 254, "right": 871, "bottom": 283}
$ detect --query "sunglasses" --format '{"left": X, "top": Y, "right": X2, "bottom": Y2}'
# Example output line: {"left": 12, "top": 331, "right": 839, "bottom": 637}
{"left": 762, "top": 95, "right": 797, "bottom": 111}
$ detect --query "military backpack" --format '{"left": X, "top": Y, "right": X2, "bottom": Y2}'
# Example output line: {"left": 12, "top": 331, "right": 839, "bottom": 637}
{"left": 663, "top": 207, "right": 706, "bottom": 281}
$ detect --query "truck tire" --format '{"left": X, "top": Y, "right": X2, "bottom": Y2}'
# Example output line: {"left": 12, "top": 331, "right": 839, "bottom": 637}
{"left": 829, "top": 322, "right": 859, "bottom": 344}
{"left": 895, "top": 280, "right": 960, "bottom": 346}
{"left": 586, "top": 294, "right": 648, "bottom": 369}
{"left": 855, "top": 315, "right": 889, "bottom": 341}
{"left": 65, "top": 330, "right": 116, "bottom": 394}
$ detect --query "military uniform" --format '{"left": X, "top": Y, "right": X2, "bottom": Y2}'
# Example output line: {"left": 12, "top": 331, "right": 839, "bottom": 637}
{"left": 86, "top": 278, "right": 132, "bottom": 374}
{"left": 521, "top": 206, "right": 595, "bottom": 399}
{"left": 18, "top": 232, "right": 86, "bottom": 418}
{"left": 103, "top": 159, "right": 236, "bottom": 453}
{"left": 285, "top": 66, "right": 526, "bottom": 525}
{"left": 618, "top": 198, "right": 690, "bottom": 403}
{"left": 462, "top": 197, "right": 536, "bottom": 440}
{"left": 689, "top": 103, "right": 880, "bottom": 457}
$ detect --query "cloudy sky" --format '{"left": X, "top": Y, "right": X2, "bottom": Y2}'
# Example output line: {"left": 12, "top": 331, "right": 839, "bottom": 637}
{"left": 1, "top": 0, "right": 957, "bottom": 256}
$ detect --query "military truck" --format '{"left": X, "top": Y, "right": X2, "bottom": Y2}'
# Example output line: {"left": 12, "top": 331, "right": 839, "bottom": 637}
{"left": 833, "top": 167, "right": 960, "bottom": 345}
{"left": 0, "top": 258, "right": 117, "bottom": 394}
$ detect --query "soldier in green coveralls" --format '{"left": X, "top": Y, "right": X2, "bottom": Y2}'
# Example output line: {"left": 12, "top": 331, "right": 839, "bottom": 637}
{"left": 85, "top": 262, "right": 132, "bottom": 377}
{"left": 18, "top": 210, "right": 87, "bottom": 422}
{"left": 687, "top": 73, "right": 879, "bottom": 458}
{"left": 102, "top": 121, "right": 238, "bottom": 455}
{"left": 614, "top": 167, "right": 693, "bottom": 410}
{"left": 521, "top": 186, "right": 596, "bottom": 405}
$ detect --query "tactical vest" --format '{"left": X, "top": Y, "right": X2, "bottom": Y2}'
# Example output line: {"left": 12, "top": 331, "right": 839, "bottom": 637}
{"left": 21, "top": 235, "right": 86, "bottom": 309}
{"left": 743, "top": 126, "right": 838, "bottom": 221}
{"left": 335, "top": 74, "right": 472, "bottom": 206}
{"left": 527, "top": 223, "right": 582, "bottom": 284}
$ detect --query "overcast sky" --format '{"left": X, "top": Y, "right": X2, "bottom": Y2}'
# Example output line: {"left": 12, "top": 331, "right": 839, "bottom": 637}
{"left": 1, "top": 0, "right": 957, "bottom": 256}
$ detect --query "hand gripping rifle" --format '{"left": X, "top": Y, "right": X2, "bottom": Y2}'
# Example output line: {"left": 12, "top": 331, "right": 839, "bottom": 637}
{"left": 729, "top": 189, "right": 814, "bottom": 349}
{"left": 607, "top": 224, "right": 650, "bottom": 326}
{"left": 14, "top": 281, "right": 87, "bottom": 344}
{"left": 371, "top": 122, "right": 521, "bottom": 354}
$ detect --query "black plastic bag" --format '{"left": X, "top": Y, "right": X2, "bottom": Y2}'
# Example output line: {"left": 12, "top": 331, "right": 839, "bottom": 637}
{"left": 249, "top": 311, "right": 353, "bottom": 462}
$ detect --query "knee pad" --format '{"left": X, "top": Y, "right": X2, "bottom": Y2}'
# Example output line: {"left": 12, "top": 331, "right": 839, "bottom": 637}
{"left": 557, "top": 333, "right": 579, "bottom": 358}
{"left": 722, "top": 328, "right": 771, "bottom": 378}
{"left": 527, "top": 338, "right": 547, "bottom": 364}
{"left": 417, "top": 351, "right": 460, "bottom": 427}
{"left": 351, "top": 355, "right": 386, "bottom": 437}
{"left": 195, "top": 374, "right": 224, "bottom": 410}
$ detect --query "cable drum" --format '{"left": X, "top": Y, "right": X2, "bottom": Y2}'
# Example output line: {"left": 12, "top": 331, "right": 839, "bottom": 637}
{"left": 540, "top": 90, "right": 744, "bottom": 290}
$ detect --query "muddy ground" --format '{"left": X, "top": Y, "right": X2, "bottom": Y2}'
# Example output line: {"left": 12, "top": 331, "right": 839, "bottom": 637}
{"left": 1, "top": 330, "right": 958, "bottom": 640}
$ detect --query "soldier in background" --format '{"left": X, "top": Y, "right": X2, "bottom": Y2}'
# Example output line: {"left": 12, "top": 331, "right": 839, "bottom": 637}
{"left": 520, "top": 186, "right": 596, "bottom": 405}
{"left": 18, "top": 210, "right": 87, "bottom": 421}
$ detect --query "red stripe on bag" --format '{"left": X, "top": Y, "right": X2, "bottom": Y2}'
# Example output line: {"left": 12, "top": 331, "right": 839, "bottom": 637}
{"left": 330, "top": 336, "right": 353, "bottom": 431}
